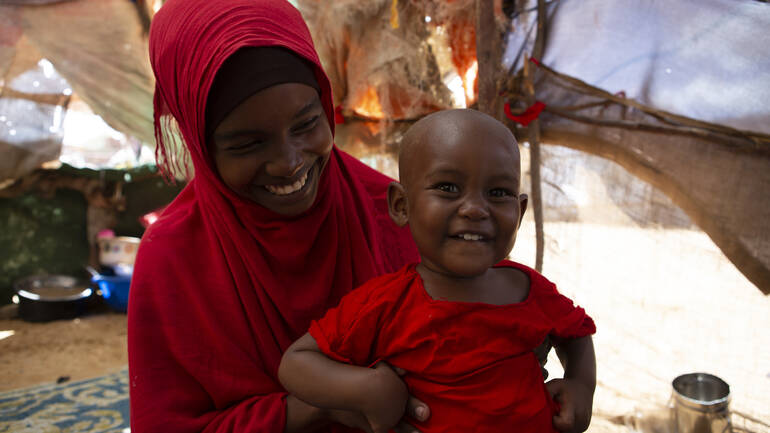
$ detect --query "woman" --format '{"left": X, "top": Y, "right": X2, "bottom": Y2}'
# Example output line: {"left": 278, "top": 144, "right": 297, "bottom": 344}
{"left": 128, "top": 0, "right": 421, "bottom": 431}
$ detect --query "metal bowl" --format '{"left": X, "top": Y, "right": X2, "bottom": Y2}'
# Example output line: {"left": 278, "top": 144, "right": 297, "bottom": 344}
{"left": 14, "top": 275, "right": 93, "bottom": 322}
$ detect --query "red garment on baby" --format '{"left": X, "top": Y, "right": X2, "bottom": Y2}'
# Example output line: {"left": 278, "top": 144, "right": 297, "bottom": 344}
{"left": 310, "top": 260, "right": 596, "bottom": 433}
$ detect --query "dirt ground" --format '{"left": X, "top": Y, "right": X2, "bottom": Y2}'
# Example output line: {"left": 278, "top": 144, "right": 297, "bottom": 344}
{"left": 1, "top": 222, "right": 768, "bottom": 432}
{"left": 0, "top": 304, "right": 127, "bottom": 392}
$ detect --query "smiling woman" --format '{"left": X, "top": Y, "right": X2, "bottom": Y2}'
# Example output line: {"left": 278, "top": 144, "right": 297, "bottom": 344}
{"left": 127, "top": 1, "right": 421, "bottom": 432}
{"left": 210, "top": 78, "right": 333, "bottom": 215}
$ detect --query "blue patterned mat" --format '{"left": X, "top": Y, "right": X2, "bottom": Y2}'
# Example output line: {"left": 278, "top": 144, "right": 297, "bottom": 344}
{"left": 0, "top": 369, "right": 129, "bottom": 433}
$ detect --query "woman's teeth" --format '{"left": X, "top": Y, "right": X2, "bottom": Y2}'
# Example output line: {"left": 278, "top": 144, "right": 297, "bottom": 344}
{"left": 264, "top": 171, "right": 309, "bottom": 196}
{"left": 458, "top": 233, "right": 484, "bottom": 241}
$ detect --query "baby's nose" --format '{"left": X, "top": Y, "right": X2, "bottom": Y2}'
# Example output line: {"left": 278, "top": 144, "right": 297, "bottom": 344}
{"left": 457, "top": 198, "right": 490, "bottom": 219}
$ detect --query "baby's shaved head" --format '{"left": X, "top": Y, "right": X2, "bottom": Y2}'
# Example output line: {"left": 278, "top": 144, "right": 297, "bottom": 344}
{"left": 399, "top": 109, "right": 520, "bottom": 188}
{"left": 387, "top": 108, "right": 527, "bottom": 276}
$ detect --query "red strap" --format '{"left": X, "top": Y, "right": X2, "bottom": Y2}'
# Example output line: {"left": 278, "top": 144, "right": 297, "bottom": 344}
{"left": 504, "top": 101, "right": 546, "bottom": 126}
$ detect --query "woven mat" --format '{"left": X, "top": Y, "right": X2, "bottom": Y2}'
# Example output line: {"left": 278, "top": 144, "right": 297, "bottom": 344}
{"left": 0, "top": 369, "right": 129, "bottom": 433}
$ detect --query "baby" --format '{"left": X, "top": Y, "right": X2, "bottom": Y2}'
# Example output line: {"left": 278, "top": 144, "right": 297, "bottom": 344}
{"left": 279, "top": 109, "right": 596, "bottom": 433}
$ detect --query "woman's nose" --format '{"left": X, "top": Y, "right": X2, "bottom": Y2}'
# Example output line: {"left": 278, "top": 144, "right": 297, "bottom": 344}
{"left": 266, "top": 142, "right": 303, "bottom": 177}
{"left": 457, "top": 195, "right": 490, "bottom": 220}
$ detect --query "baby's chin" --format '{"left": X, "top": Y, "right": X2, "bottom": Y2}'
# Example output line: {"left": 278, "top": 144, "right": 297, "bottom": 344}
{"left": 423, "top": 259, "right": 500, "bottom": 280}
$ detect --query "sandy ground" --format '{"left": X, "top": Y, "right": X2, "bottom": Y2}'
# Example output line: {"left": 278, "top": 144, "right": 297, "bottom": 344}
{"left": 1, "top": 222, "right": 768, "bottom": 432}
{"left": 0, "top": 306, "right": 127, "bottom": 392}
{"left": 511, "top": 222, "right": 770, "bottom": 433}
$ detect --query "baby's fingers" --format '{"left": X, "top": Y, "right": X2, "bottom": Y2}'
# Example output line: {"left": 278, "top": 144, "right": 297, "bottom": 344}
{"left": 553, "top": 408, "right": 575, "bottom": 431}
{"left": 551, "top": 395, "right": 576, "bottom": 432}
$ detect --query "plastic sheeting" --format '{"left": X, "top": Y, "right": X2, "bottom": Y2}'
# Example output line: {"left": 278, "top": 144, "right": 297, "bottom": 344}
{"left": 504, "top": 0, "right": 770, "bottom": 134}
{"left": 0, "top": 0, "right": 154, "bottom": 182}
{"left": 503, "top": 0, "right": 770, "bottom": 293}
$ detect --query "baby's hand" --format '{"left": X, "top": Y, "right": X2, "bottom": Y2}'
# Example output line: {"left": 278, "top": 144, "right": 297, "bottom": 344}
{"left": 358, "top": 362, "right": 409, "bottom": 433}
{"left": 546, "top": 378, "right": 593, "bottom": 433}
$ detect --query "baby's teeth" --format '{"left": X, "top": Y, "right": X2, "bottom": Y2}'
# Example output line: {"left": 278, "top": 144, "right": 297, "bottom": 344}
{"left": 460, "top": 234, "right": 482, "bottom": 241}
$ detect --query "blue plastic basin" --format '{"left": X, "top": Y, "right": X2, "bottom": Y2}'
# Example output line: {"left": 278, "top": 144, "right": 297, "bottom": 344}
{"left": 91, "top": 273, "right": 131, "bottom": 312}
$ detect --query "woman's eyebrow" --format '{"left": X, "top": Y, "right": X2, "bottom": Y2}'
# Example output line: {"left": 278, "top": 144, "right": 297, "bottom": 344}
{"left": 292, "top": 98, "right": 322, "bottom": 120}
{"left": 214, "top": 128, "right": 265, "bottom": 142}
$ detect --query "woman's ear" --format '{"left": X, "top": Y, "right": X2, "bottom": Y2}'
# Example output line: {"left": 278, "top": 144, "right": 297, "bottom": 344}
{"left": 387, "top": 181, "right": 409, "bottom": 227}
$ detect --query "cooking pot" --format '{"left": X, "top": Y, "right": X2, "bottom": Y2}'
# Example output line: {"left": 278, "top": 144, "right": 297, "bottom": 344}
{"left": 14, "top": 275, "right": 93, "bottom": 322}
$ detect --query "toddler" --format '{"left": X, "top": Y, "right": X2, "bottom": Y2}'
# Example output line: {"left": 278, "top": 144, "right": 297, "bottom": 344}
{"left": 279, "top": 109, "right": 596, "bottom": 433}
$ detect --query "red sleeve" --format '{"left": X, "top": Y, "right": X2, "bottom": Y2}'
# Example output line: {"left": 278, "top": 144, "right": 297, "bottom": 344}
{"left": 532, "top": 275, "right": 596, "bottom": 339}
{"left": 128, "top": 223, "right": 289, "bottom": 433}
{"left": 308, "top": 277, "right": 389, "bottom": 367}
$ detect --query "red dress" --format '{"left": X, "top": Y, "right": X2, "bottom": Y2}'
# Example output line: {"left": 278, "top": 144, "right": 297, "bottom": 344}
{"left": 310, "top": 260, "right": 596, "bottom": 433}
{"left": 129, "top": 0, "right": 418, "bottom": 431}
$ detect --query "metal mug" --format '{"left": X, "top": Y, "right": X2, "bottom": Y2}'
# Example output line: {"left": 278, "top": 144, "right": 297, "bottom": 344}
{"left": 672, "top": 373, "right": 732, "bottom": 433}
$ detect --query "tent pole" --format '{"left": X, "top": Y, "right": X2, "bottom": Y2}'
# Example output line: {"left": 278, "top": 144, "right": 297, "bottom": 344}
{"left": 524, "top": 0, "right": 547, "bottom": 272}
{"left": 475, "top": 0, "right": 502, "bottom": 116}
{"left": 526, "top": 72, "right": 545, "bottom": 272}
{"left": 476, "top": 0, "right": 546, "bottom": 272}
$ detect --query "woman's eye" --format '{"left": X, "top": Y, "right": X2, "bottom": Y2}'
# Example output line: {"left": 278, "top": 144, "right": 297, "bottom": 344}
{"left": 294, "top": 115, "right": 319, "bottom": 133}
{"left": 489, "top": 188, "right": 513, "bottom": 198}
{"left": 436, "top": 183, "right": 459, "bottom": 193}
{"left": 228, "top": 140, "right": 263, "bottom": 153}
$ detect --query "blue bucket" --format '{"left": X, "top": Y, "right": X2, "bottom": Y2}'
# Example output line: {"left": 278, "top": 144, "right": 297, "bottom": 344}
{"left": 91, "top": 273, "right": 131, "bottom": 312}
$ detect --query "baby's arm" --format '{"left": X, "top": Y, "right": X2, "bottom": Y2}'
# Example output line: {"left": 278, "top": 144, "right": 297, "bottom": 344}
{"left": 279, "top": 332, "right": 409, "bottom": 433}
{"left": 547, "top": 335, "right": 596, "bottom": 433}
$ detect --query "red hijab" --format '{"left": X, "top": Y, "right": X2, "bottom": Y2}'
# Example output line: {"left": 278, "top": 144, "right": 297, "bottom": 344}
{"left": 128, "top": 0, "right": 417, "bottom": 431}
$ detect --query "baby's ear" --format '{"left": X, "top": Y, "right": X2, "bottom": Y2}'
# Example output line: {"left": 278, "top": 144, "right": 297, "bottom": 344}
{"left": 518, "top": 193, "right": 529, "bottom": 225}
{"left": 387, "top": 181, "right": 409, "bottom": 227}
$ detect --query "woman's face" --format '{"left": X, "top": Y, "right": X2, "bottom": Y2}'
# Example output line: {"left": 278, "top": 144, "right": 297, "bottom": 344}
{"left": 209, "top": 83, "right": 333, "bottom": 216}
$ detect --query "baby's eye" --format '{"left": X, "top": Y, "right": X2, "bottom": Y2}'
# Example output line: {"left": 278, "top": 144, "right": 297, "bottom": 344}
{"left": 489, "top": 188, "right": 514, "bottom": 198}
{"left": 436, "top": 183, "right": 459, "bottom": 193}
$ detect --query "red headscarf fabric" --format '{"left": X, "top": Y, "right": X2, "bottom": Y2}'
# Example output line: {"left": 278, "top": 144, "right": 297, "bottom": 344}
{"left": 127, "top": 1, "right": 418, "bottom": 431}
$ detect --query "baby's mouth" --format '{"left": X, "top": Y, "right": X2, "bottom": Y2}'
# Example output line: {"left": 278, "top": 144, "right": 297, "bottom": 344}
{"left": 451, "top": 233, "right": 487, "bottom": 241}
{"left": 264, "top": 169, "right": 310, "bottom": 196}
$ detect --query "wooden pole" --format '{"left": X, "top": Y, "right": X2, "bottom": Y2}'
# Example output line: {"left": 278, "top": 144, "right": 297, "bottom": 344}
{"left": 475, "top": 0, "right": 501, "bottom": 116}
{"left": 526, "top": 0, "right": 547, "bottom": 272}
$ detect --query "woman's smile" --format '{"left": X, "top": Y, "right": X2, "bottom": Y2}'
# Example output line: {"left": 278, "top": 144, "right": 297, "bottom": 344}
{"left": 263, "top": 165, "right": 311, "bottom": 196}
{"left": 250, "top": 157, "right": 325, "bottom": 210}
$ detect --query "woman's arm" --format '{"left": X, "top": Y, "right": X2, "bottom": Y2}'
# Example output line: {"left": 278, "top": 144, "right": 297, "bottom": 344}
{"left": 546, "top": 335, "right": 596, "bottom": 433}
{"left": 279, "top": 333, "right": 409, "bottom": 433}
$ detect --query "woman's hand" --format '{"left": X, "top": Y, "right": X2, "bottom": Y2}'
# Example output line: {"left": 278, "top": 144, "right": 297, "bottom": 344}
{"left": 391, "top": 365, "right": 430, "bottom": 433}
{"left": 546, "top": 378, "right": 593, "bottom": 433}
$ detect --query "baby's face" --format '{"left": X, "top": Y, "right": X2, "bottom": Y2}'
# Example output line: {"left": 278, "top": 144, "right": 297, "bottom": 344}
{"left": 400, "top": 112, "right": 526, "bottom": 278}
